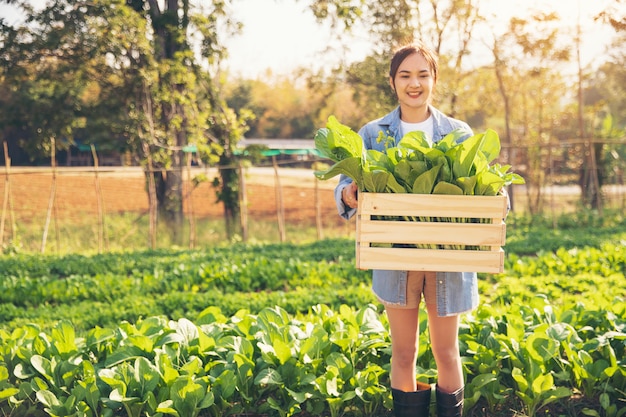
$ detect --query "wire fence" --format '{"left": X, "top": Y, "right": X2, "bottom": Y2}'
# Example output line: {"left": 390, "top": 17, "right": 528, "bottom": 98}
{"left": 1, "top": 141, "right": 624, "bottom": 255}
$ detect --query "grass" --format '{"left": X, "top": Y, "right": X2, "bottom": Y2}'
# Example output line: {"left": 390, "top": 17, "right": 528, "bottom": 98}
{"left": 3, "top": 211, "right": 356, "bottom": 255}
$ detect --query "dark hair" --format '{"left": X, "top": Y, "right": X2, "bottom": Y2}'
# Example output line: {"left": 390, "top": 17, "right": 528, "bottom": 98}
{"left": 389, "top": 42, "right": 439, "bottom": 83}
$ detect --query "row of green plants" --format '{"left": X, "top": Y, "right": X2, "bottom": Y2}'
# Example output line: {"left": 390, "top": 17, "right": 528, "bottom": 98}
{"left": 0, "top": 213, "right": 625, "bottom": 416}
{"left": 0, "top": 240, "right": 624, "bottom": 333}
{"left": 1, "top": 297, "right": 624, "bottom": 417}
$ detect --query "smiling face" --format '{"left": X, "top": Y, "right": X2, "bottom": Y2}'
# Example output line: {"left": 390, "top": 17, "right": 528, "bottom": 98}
{"left": 389, "top": 50, "right": 437, "bottom": 123}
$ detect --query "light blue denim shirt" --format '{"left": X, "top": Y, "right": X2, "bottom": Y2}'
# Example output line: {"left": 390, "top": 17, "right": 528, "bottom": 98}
{"left": 334, "top": 105, "right": 479, "bottom": 317}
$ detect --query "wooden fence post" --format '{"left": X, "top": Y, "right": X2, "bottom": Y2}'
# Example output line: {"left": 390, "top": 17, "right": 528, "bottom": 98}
{"left": 1, "top": 141, "right": 16, "bottom": 247}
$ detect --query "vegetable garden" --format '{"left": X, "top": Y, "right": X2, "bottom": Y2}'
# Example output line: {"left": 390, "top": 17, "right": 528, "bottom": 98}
{"left": 0, "top": 213, "right": 625, "bottom": 417}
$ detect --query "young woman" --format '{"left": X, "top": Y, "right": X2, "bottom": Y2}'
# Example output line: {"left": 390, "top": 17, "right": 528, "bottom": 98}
{"left": 334, "top": 42, "right": 473, "bottom": 417}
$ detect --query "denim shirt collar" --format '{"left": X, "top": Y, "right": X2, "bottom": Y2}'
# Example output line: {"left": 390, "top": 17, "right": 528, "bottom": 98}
{"left": 376, "top": 105, "right": 452, "bottom": 143}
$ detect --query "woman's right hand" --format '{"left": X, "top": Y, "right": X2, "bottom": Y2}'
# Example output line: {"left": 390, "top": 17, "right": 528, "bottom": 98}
{"left": 342, "top": 182, "right": 359, "bottom": 209}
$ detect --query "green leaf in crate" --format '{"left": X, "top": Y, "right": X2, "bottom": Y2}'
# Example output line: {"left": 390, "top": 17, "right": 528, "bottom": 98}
{"left": 366, "top": 149, "right": 395, "bottom": 173}
{"left": 437, "top": 156, "right": 453, "bottom": 182}
{"left": 479, "top": 129, "right": 501, "bottom": 163}
{"left": 359, "top": 169, "right": 381, "bottom": 192}
{"left": 393, "top": 159, "right": 412, "bottom": 187}
{"left": 475, "top": 171, "right": 506, "bottom": 196}
{"left": 412, "top": 163, "right": 442, "bottom": 194}
{"left": 422, "top": 147, "right": 446, "bottom": 165}
{"left": 397, "top": 130, "right": 431, "bottom": 152}
{"left": 433, "top": 182, "right": 464, "bottom": 195}
{"left": 407, "top": 160, "right": 428, "bottom": 185}
{"left": 315, "top": 115, "right": 364, "bottom": 161}
{"left": 452, "top": 131, "right": 485, "bottom": 179}
{"left": 314, "top": 156, "right": 363, "bottom": 187}
{"left": 455, "top": 176, "right": 477, "bottom": 195}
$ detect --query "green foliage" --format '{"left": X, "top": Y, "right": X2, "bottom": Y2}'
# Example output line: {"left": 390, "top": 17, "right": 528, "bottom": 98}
{"left": 0, "top": 211, "right": 625, "bottom": 416}
{"left": 314, "top": 116, "right": 524, "bottom": 195}
{"left": 504, "top": 210, "right": 626, "bottom": 255}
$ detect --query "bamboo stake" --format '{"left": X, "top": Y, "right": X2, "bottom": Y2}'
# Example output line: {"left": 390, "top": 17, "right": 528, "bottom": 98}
{"left": 91, "top": 144, "right": 107, "bottom": 253}
{"left": 0, "top": 141, "right": 13, "bottom": 246}
{"left": 41, "top": 138, "right": 57, "bottom": 253}
{"left": 548, "top": 138, "right": 556, "bottom": 229}
{"left": 272, "top": 156, "right": 285, "bottom": 242}
{"left": 238, "top": 160, "right": 248, "bottom": 242}
{"left": 315, "top": 175, "right": 323, "bottom": 240}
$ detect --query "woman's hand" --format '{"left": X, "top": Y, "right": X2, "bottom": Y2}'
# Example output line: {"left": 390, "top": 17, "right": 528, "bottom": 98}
{"left": 342, "top": 182, "right": 359, "bottom": 209}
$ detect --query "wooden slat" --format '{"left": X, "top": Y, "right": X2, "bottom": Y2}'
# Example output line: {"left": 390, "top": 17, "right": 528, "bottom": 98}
{"left": 356, "top": 246, "right": 505, "bottom": 273}
{"left": 358, "top": 220, "right": 506, "bottom": 246}
{"left": 358, "top": 193, "right": 508, "bottom": 219}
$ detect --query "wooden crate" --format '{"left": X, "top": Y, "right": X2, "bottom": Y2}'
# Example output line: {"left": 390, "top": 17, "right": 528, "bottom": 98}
{"left": 356, "top": 193, "right": 508, "bottom": 273}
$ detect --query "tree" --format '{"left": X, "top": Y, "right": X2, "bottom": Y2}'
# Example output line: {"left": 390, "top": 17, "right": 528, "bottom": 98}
{"left": 484, "top": 11, "right": 571, "bottom": 214}
{"left": 0, "top": 1, "right": 115, "bottom": 162}
{"left": 123, "top": 0, "right": 234, "bottom": 239}
{"left": 0, "top": 0, "right": 248, "bottom": 241}
{"left": 307, "top": 0, "right": 482, "bottom": 124}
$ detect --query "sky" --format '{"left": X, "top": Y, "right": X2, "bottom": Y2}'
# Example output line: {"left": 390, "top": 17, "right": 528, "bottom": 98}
{"left": 222, "top": 0, "right": 617, "bottom": 79}
{"left": 0, "top": 0, "right": 617, "bottom": 79}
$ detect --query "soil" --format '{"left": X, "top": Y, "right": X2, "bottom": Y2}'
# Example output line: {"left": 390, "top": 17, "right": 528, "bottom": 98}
{"left": 1, "top": 166, "right": 348, "bottom": 228}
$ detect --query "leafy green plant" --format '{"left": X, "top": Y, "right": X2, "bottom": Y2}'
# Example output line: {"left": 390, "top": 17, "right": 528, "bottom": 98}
{"left": 314, "top": 115, "right": 524, "bottom": 195}
{"left": 1, "top": 223, "right": 626, "bottom": 416}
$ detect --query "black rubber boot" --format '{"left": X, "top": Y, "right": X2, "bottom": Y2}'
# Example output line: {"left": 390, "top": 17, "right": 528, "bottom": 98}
{"left": 435, "top": 385, "right": 464, "bottom": 417}
{"left": 392, "top": 383, "right": 431, "bottom": 417}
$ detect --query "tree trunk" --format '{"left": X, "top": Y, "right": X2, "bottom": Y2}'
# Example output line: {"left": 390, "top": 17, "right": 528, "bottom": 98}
{"left": 147, "top": 1, "right": 188, "bottom": 241}
{"left": 218, "top": 153, "right": 241, "bottom": 239}
{"left": 163, "top": 147, "right": 184, "bottom": 244}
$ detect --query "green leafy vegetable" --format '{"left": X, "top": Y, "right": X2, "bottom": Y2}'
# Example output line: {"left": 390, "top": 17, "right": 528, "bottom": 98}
{"left": 314, "top": 116, "right": 525, "bottom": 196}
